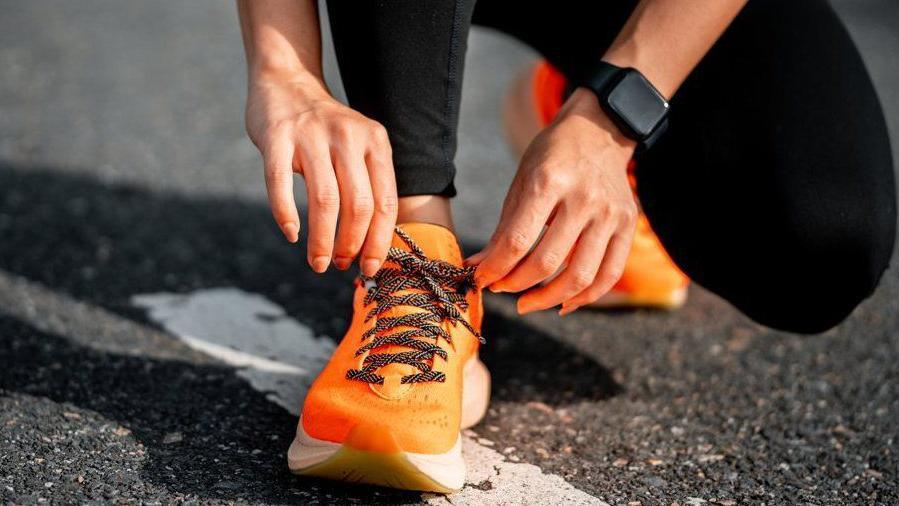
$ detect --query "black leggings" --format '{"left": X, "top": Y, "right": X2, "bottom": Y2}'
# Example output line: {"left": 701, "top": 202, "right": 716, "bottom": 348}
{"left": 326, "top": 0, "right": 896, "bottom": 333}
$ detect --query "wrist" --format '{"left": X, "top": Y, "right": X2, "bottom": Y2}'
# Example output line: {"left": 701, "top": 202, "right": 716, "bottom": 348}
{"left": 249, "top": 65, "right": 329, "bottom": 95}
{"left": 250, "top": 61, "right": 320, "bottom": 82}
{"left": 558, "top": 87, "right": 638, "bottom": 153}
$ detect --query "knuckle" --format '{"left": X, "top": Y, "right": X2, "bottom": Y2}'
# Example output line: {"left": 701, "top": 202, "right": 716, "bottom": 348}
{"left": 535, "top": 169, "right": 566, "bottom": 195}
{"left": 370, "top": 123, "right": 390, "bottom": 144}
{"left": 600, "top": 266, "right": 624, "bottom": 286}
{"left": 585, "top": 188, "right": 605, "bottom": 204}
{"left": 571, "top": 269, "right": 595, "bottom": 290}
{"left": 313, "top": 187, "right": 340, "bottom": 210}
{"left": 609, "top": 264, "right": 625, "bottom": 281}
{"left": 536, "top": 251, "right": 563, "bottom": 275}
{"left": 349, "top": 194, "right": 375, "bottom": 219}
{"left": 621, "top": 203, "right": 638, "bottom": 224}
{"left": 606, "top": 205, "right": 624, "bottom": 222}
{"left": 377, "top": 194, "right": 399, "bottom": 215}
{"left": 596, "top": 200, "right": 613, "bottom": 217}
{"left": 331, "top": 120, "right": 355, "bottom": 140}
{"left": 525, "top": 184, "right": 553, "bottom": 205}
{"left": 609, "top": 202, "right": 636, "bottom": 222}
{"left": 265, "top": 120, "right": 290, "bottom": 138}
{"left": 504, "top": 229, "right": 532, "bottom": 254}
{"left": 533, "top": 167, "right": 555, "bottom": 186}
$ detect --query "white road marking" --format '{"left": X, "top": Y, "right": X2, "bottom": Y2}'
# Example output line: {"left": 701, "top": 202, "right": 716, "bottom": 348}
{"left": 133, "top": 289, "right": 333, "bottom": 414}
{"left": 132, "top": 288, "right": 606, "bottom": 505}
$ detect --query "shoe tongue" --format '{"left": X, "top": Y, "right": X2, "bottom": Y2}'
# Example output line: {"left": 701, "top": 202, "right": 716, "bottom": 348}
{"left": 367, "top": 223, "right": 462, "bottom": 388}
{"left": 393, "top": 223, "right": 463, "bottom": 267}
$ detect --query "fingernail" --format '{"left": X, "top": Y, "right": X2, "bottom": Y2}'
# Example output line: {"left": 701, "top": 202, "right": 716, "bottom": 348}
{"left": 465, "top": 251, "right": 485, "bottom": 266}
{"left": 281, "top": 222, "right": 299, "bottom": 243}
{"left": 489, "top": 284, "right": 507, "bottom": 294}
{"left": 559, "top": 304, "right": 579, "bottom": 316}
{"left": 517, "top": 299, "right": 538, "bottom": 314}
{"left": 361, "top": 258, "right": 381, "bottom": 277}
{"left": 333, "top": 256, "right": 352, "bottom": 270}
{"left": 311, "top": 256, "right": 330, "bottom": 273}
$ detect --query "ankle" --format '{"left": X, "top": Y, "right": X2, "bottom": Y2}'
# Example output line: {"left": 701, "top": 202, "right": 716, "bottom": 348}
{"left": 397, "top": 195, "right": 454, "bottom": 231}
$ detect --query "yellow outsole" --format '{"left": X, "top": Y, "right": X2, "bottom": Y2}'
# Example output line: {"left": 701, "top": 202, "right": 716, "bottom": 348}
{"left": 292, "top": 445, "right": 459, "bottom": 493}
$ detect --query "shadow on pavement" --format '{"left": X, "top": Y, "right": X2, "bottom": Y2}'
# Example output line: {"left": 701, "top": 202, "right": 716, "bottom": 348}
{"left": 0, "top": 162, "right": 620, "bottom": 500}
{"left": 0, "top": 163, "right": 621, "bottom": 405}
{"left": 0, "top": 316, "right": 418, "bottom": 503}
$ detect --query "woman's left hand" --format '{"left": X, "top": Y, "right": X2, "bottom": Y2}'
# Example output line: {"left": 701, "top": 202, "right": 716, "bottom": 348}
{"left": 467, "top": 88, "right": 639, "bottom": 315}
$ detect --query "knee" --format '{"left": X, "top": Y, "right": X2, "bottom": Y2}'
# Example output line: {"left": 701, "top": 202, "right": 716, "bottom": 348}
{"left": 731, "top": 206, "right": 895, "bottom": 334}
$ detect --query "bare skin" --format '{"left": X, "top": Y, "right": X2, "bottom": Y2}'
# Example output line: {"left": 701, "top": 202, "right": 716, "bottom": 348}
{"left": 238, "top": 0, "right": 397, "bottom": 276}
{"left": 397, "top": 195, "right": 455, "bottom": 231}
{"left": 236, "top": 0, "right": 746, "bottom": 312}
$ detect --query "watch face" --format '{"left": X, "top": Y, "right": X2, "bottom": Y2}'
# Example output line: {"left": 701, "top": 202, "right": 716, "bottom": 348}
{"left": 606, "top": 70, "right": 669, "bottom": 139}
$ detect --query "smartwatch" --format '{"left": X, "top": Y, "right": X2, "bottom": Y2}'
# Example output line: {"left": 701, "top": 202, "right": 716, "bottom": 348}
{"left": 578, "top": 61, "right": 670, "bottom": 151}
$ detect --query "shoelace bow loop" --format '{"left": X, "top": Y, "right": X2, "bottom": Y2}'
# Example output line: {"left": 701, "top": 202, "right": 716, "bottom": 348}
{"left": 345, "top": 228, "right": 484, "bottom": 385}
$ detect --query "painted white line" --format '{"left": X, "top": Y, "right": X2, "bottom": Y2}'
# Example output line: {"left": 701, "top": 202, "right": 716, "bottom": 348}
{"left": 432, "top": 437, "right": 605, "bottom": 505}
{"left": 132, "top": 288, "right": 606, "bottom": 505}
{"left": 133, "top": 289, "right": 333, "bottom": 414}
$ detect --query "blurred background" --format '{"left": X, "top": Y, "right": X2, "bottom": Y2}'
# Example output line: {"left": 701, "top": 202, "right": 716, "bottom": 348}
{"left": 0, "top": 1, "right": 897, "bottom": 504}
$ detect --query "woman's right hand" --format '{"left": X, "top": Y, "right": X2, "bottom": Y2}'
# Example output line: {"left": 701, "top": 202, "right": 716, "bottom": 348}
{"left": 245, "top": 71, "right": 398, "bottom": 276}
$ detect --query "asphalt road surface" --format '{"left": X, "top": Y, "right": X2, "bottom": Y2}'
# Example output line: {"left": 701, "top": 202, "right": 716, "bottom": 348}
{"left": 1, "top": 1, "right": 898, "bottom": 504}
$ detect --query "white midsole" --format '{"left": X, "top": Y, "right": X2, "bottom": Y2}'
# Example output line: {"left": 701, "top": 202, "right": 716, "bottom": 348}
{"left": 461, "top": 356, "right": 491, "bottom": 430}
{"left": 286, "top": 419, "right": 344, "bottom": 470}
{"left": 287, "top": 419, "right": 466, "bottom": 490}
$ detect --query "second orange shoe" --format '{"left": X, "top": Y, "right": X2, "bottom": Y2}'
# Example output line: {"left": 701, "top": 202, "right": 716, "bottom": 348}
{"left": 503, "top": 60, "right": 689, "bottom": 310}
{"left": 288, "top": 223, "right": 490, "bottom": 493}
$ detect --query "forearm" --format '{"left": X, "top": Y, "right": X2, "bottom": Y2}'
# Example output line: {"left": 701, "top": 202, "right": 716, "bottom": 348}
{"left": 603, "top": 0, "right": 747, "bottom": 99}
{"left": 236, "top": 0, "right": 325, "bottom": 86}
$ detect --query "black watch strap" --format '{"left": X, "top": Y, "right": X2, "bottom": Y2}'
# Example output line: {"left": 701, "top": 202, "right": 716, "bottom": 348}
{"left": 578, "top": 60, "right": 669, "bottom": 152}
{"left": 582, "top": 61, "right": 622, "bottom": 100}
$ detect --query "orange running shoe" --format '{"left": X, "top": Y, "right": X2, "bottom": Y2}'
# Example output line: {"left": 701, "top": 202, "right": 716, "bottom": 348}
{"left": 288, "top": 223, "right": 490, "bottom": 492}
{"left": 502, "top": 60, "right": 689, "bottom": 310}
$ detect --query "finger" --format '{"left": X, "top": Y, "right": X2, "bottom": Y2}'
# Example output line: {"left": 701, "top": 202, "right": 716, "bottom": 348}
{"left": 262, "top": 134, "right": 300, "bottom": 243}
{"left": 464, "top": 247, "right": 489, "bottom": 267}
{"left": 475, "top": 189, "right": 554, "bottom": 289}
{"left": 560, "top": 231, "right": 633, "bottom": 314}
{"left": 331, "top": 144, "right": 374, "bottom": 271}
{"left": 517, "top": 222, "right": 611, "bottom": 314}
{"left": 300, "top": 143, "right": 340, "bottom": 273}
{"left": 359, "top": 139, "right": 398, "bottom": 277}
{"left": 489, "top": 205, "right": 584, "bottom": 293}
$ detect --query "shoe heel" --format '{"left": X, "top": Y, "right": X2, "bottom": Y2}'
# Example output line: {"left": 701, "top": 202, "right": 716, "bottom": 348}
{"left": 461, "top": 356, "right": 491, "bottom": 430}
